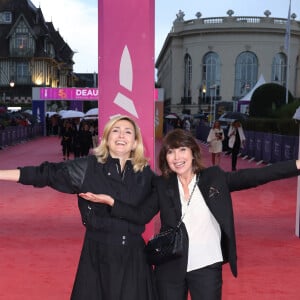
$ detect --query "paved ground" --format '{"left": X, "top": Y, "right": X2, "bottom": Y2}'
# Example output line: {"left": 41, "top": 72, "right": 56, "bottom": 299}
{"left": 0, "top": 135, "right": 300, "bottom": 299}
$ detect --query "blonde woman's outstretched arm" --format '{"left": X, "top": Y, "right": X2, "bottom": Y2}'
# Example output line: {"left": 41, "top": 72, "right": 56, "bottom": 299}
{"left": 0, "top": 170, "right": 21, "bottom": 182}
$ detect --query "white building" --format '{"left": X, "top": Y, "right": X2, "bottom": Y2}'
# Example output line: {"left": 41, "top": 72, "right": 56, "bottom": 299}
{"left": 155, "top": 10, "right": 300, "bottom": 116}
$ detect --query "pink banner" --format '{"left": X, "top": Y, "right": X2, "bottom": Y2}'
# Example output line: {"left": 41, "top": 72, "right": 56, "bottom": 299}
{"left": 40, "top": 88, "right": 98, "bottom": 100}
{"left": 98, "top": 0, "right": 155, "bottom": 164}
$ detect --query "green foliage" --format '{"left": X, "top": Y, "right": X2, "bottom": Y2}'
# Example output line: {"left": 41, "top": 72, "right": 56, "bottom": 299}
{"left": 243, "top": 118, "right": 298, "bottom": 136}
{"left": 249, "top": 83, "right": 294, "bottom": 118}
{"left": 271, "top": 99, "right": 300, "bottom": 118}
{"left": 244, "top": 83, "right": 299, "bottom": 136}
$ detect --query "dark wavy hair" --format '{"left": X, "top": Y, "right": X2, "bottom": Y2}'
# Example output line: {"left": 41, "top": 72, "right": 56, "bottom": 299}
{"left": 158, "top": 129, "right": 206, "bottom": 177}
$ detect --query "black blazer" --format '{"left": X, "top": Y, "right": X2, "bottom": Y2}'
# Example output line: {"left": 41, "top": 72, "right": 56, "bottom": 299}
{"left": 112, "top": 160, "right": 299, "bottom": 278}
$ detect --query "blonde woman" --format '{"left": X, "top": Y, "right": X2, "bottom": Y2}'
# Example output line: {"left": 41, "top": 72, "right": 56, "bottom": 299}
{"left": 207, "top": 121, "right": 224, "bottom": 165}
{"left": 0, "top": 115, "right": 157, "bottom": 300}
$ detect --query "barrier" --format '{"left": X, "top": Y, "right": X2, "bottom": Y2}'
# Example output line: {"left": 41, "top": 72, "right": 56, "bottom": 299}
{"left": 283, "top": 135, "right": 297, "bottom": 161}
{"left": 0, "top": 124, "right": 43, "bottom": 149}
{"left": 195, "top": 123, "right": 298, "bottom": 162}
{"left": 254, "top": 131, "right": 263, "bottom": 161}
{"left": 262, "top": 133, "right": 273, "bottom": 163}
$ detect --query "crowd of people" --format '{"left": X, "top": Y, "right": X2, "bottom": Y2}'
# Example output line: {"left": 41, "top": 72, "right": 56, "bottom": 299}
{"left": 207, "top": 119, "right": 246, "bottom": 170}
{"left": 60, "top": 118, "right": 97, "bottom": 160}
{"left": 0, "top": 109, "right": 35, "bottom": 129}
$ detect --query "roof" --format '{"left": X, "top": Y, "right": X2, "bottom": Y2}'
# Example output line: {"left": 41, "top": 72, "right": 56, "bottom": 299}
{"left": 239, "top": 74, "right": 266, "bottom": 101}
{"left": 0, "top": 0, "right": 74, "bottom": 66}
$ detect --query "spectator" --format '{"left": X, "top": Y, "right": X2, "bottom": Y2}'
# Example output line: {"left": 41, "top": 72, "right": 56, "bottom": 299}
{"left": 207, "top": 121, "right": 224, "bottom": 165}
{"left": 79, "top": 123, "right": 93, "bottom": 157}
{"left": 228, "top": 120, "right": 246, "bottom": 171}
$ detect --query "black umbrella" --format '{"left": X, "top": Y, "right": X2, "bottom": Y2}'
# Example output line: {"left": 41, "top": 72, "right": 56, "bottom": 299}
{"left": 218, "top": 112, "right": 247, "bottom": 122}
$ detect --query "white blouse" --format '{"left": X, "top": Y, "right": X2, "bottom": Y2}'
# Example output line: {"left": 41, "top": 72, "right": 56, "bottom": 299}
{"left": 178, "top": 175, "right": 223, "bottom": 272}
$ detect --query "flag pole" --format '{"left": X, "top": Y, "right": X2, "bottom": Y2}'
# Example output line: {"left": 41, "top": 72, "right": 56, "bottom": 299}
{"left": 285, "top": 0, "right": 292, "bottom": 104}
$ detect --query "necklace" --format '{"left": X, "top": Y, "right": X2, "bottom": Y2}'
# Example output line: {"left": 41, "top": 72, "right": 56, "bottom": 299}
{"left": 178, "top": 174, "right": 199, "bottom": 225}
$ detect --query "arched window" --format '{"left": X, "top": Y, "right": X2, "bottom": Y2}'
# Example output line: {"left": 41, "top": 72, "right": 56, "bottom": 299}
{"left": 234, "top": 52, "right": 258, "bottom": 99}
{"left": 202, "top": 52, "right": 221, "bottom": 103}
{"left": 271, "top": 53, "right": 287, "bottom": 86}
{"left": 183, "top": 53, "right": 192, "bottom": 104}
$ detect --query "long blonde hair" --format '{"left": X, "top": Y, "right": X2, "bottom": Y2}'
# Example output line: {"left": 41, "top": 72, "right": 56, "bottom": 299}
{"left": 93, "top": 115, "right": 149, "bottom": 172}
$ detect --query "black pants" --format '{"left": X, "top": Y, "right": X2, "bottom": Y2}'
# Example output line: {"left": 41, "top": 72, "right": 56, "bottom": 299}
{"left": 157, "top": 262, "right": 222, "bottom": 300}
{"left": 231, "top": 138, "right": 242, "bottom": 171}
{"left": 231, "top": 146, "right": 239, "bottom": 171}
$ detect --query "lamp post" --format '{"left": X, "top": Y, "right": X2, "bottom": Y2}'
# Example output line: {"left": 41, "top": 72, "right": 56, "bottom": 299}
{"left": 201, "top": 83, "right": 206, "bottom": 112}
{"left": 9, "top": 80, "right": 15, "bottom": 88}
{"left": 293, "top": 107, "right": 300, "bottom": 237}
{"left": 209, "top": 84, "right": 217, "bottom": 126}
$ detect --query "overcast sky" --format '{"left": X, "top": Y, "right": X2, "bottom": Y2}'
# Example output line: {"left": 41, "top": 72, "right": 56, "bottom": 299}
{"left": 31, "top": 0, "right": 297, "bottom": 73}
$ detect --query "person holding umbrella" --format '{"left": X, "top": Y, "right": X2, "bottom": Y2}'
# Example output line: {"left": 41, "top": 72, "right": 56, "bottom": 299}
{"left": 228, "top": 120, "right": 246, "bottom": 171}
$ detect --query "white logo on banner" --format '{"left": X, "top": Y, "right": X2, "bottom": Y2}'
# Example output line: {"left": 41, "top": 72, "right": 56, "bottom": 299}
{"left": 113, "top": 46, "right": 138, "bottom": 118}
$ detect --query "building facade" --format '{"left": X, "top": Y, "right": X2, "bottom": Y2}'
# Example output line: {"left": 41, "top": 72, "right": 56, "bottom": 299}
{"left": 155, "top": 10, "right": 300, "bottom": 116}
{"left": 0, "top": 0, "right": 75, "bottom": 105}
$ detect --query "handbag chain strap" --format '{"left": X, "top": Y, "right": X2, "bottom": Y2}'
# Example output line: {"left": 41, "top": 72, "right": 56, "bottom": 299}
{"left": 177, "top": 174, "right": 199, "bottom": 228}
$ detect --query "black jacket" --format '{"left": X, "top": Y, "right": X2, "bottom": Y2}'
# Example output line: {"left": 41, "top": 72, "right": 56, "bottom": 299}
{"left": 18, "top": 155, "right": 156, "bottom": 236}
{"left": 111, "top": 160, "right": 300, "bottom": 278}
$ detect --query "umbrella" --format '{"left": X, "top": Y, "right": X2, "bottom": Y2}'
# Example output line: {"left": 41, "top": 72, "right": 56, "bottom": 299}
{"left": 164, "top": 114, "right": 178, "bottom": 119}
{"left": 85, "top": 108, "right": 98, "bottom": 117}
{"left": 218, "top": 112, "right": 247, "bottom": 123}
{"left": 192, "top": 113, "right": 207, "bottom": 119}
{"left": 84, "top": 116, "right": 98, "bottom": 120}
{"left": 60, "top": 110, "right": 85, "bottom": 119}
{"left": 46, "top": 112, "right": 59, "bottom": 117}
{"left": 179, "top": 114, "right": 191, "bottom": 120}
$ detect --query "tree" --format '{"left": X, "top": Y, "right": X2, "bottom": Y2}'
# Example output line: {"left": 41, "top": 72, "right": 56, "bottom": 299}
{"left": 249, "top": 83, "right": 294, "bottom": 118}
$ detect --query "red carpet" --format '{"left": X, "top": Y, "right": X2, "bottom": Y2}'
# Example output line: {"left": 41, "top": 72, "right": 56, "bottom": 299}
{"left": 1, "top": 136, "right": 300, "bottom": 299}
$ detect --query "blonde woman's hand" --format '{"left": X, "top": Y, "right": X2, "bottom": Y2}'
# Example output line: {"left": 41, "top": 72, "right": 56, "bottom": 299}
{"left": 78, "top": 192, "right": 115, "bottom": 206}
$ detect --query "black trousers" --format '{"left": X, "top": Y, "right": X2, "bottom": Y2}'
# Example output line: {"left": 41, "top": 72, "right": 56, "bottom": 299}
{"left": 231, "top": 142, "right": 241, "bottom": 171}
{"left": 156, "top": 262, "right": 222, "bottom": 300}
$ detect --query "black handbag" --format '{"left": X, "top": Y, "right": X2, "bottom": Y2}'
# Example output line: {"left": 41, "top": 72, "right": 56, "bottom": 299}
{"left": 144, "top": 175, "right": 199, "bottom": 265}
{"left": 145, "top": 221, "right": 184, "bottom": 265}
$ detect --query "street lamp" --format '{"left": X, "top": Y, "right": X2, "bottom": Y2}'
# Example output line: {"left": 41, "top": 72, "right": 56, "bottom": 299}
{"left": 200, "top": 83, "right": 206, "bottom": 112}
{"left": 209, "top": 84, "right": 217, "bottom": 126}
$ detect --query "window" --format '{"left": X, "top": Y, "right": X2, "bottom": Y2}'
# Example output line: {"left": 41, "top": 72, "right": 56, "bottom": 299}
{"left": 16, "top": 34, "right": 28, "bottom": 50}
{"left": 0, "top": 12, "right": 12, "bottom": 24}
{"left": 10, "top": 19, "right": 35, "bottom": 57}
{"left": 183, "top": 54, "right": 192, "bottom": 104}
{"left": 234, "top": 52, "right": 258, "bottom": 98}
{"left": 271, "top": 53, "right": 287, "bottom": 86}
{"left": 16, "top": 62, "right": 29, "bottom": 83}
{"left": 202, "top": 52, "right": 221, "bottom": 102}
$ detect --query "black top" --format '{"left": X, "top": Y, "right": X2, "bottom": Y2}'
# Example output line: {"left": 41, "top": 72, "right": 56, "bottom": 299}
{"left": 19, "top": 155, "right": 156, "bottom": 235}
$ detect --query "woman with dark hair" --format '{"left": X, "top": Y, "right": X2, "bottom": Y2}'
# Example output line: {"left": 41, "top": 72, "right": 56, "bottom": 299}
{"left": 0, "top": 115, "right": 157, "bottom": 300}
{"left": 79, "top": 128, "right": 300, "bottom": 300}
{"left": 228, "top": 120, "right": 246, "bottom": 171}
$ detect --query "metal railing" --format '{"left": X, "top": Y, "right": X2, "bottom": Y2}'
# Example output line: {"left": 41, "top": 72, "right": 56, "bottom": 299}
{"left": 0, "top": 124, "right": 43, "bottom": 149}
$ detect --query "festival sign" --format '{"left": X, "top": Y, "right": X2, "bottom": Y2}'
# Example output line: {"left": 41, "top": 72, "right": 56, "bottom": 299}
{"left": 98, "top": 0, "right": 155, "bottom": 163}
{"left": 40, "top": 88, "right": 98, "bottom": 101}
